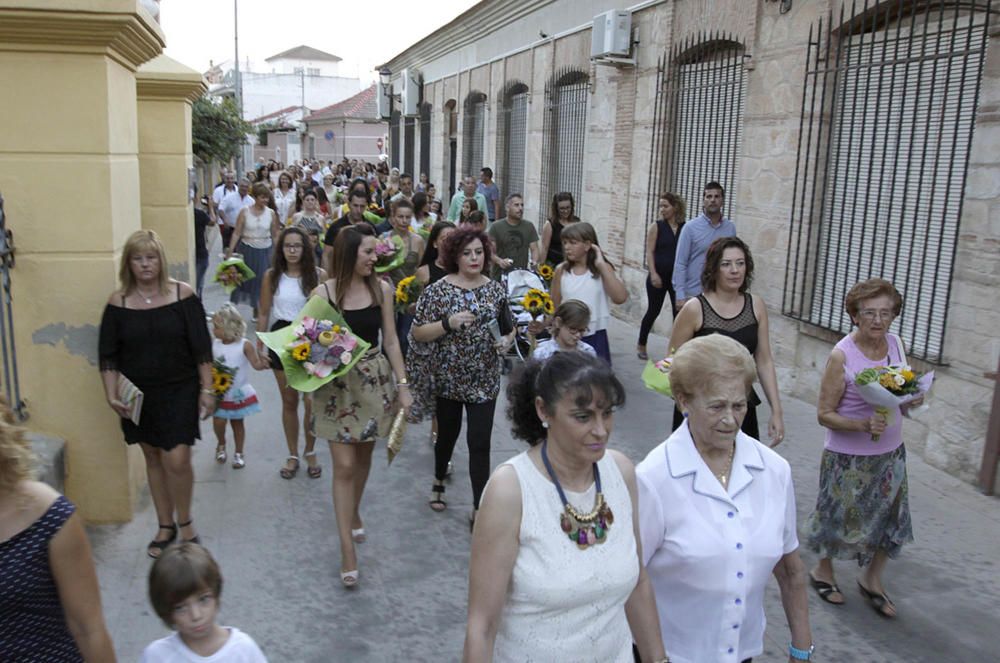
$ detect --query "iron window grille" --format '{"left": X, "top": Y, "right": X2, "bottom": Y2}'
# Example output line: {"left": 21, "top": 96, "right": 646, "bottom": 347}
{"left": 403, "top": 116, "right": 415, "bottom": 175}
{"left": 419, "top": 103, "right": 432, "bottom": 178}
{"left": 647, "top": 34, "right": 747, "bottom": 230}
{"left": 540, "top": 69, "right": 589, "bottom": 227}
{"left": 389, "top": 110, "right": 401, "bottom": 170}
{"left": 0, "top": 194, "right": 24, "bottom": 420}
{"left": 783, "top": 0, "right": 991, "bottom": 364}
{"left": 498, "top": 82, "right": 529, "bottom": 199}
{"left": 463, "top": 91, "right": 487, "bottom": 178}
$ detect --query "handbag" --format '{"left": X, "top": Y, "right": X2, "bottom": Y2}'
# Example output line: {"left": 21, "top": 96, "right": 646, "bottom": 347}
{"left": 116, "top": 374, "right": 143, "bottom": 426}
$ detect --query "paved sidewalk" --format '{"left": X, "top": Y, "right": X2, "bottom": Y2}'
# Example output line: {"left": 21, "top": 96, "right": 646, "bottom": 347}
{"left": 89, "top": 257, "right": 1000, "bottom": 662}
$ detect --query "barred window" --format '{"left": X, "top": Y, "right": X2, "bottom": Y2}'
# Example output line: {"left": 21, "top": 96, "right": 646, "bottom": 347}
{"left": 541, "top": 70, "right": 588, "bottom": 221}
{"left": 389, "top": 110, "right": 400, "bottom": 170}
{"left": 783, "top": 2, "right": 990, "bottom": 363}
{"left": 403, "top": 116, "right": 415, "bottom": 175}
{"left": 463, "top": 91, "right": 486, "bottom": 178}
{"left": 498, "top": 82, "right": 528, "bottom": 200}
{"left": 647, "top": 35, "right": 747, "bottom": 226}
{"left": 419, "top": 103, "right": 432, "bottom": 178}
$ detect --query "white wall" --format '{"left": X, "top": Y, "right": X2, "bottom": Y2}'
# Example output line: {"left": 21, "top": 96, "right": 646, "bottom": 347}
{"left": 239, "top": 72, "right": 364, "bottom": 120}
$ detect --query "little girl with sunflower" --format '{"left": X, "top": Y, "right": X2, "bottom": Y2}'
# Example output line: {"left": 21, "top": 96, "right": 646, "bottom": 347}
{"left": 210, "top": 304, "right": 271, "bottom": 469}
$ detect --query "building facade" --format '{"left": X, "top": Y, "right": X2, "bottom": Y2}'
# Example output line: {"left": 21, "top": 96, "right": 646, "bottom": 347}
{"left": 303, "top": 85, "right": 388, "bottom": 163}
{"left": 380, "top": 0, "right": 1000, "bottom": 487}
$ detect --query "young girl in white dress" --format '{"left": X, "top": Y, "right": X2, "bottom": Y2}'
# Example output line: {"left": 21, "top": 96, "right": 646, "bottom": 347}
{"left": 530, "top": 299, "right": 597, "bottom": 361}
{"left": 211, "top": 304, "right": 270, "bottom": 469}
{"left": 550, "top": 222, "right": 628, "bottom": 365}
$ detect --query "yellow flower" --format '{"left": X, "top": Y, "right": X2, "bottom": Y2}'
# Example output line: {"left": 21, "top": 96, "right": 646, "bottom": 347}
{"left": 901, "top": 369, "right": 915, "bottom": 381}
{"left": 332, "top": 325, "right": 342, "bottom": 334}
{"left": 879, "top": 373, "right": 895, "bottom": 389}
{"left": 543, "top": 298, "right": 555, "bottom": 315}
{"left": 523, "top": 295, "right": 542, "bottom": 310}
{"left": 214, "top": 373, "right": 233, "bottom": 395}
{"left": 538, "top": 264, "right": 554, "bottom": 280}
{"left": 291, "top": 343, "right": 311, "bottom": 361}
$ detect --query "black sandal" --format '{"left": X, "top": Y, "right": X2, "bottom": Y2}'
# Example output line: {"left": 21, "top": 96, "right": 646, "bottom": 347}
{"left": 429, "top": 483, "right": 447, "bottom": 512}
{"left": 809, "top": 572, "right": 844, "bottom": 604}
{"left": 147, "top": 523, "right": 177, "bottom": 559}
{"left": 177, "top": 519, "right": 200, "bottom": 546}
{"left": 857, "top": 580, "right": 896, "bottom": 618}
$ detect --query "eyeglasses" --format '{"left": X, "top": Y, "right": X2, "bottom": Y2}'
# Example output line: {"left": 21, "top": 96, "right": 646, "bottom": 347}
{"left": 859, "top": 309, "right": 894, "bottom": 321}
{"left": 284, "top": 244, "right": 304, "bottom": 252}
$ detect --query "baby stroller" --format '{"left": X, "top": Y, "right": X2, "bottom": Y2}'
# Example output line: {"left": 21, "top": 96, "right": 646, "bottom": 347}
{"left": 502, "top": 268, "right": 548, "bottom": 363}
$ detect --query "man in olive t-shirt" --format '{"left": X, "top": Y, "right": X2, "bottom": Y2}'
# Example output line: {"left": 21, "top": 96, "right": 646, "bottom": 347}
{"left": 488, "top": 194, "right": 539, "bottom": 279}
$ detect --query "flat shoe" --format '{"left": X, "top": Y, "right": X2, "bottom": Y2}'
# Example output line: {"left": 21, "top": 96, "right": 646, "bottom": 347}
{"left": 147, "top": 523, "right": 177, "bottom": 559}
{"left": 857, "top": 580, "right": 895, "bottom": 618}
{"left": 304, "top": 451, "right": 322, "bottom": 479}
{"left": 232, "top": 452, "right": 245, "bottom": 469}
{"left": 341, "top": 570, "right": 359, "bottom": 588}
{"left": 637, "top": 349, "right": 648, "bottom": 360}
{"left": 215, "top": 446, "right": 227, "bottom": 464}
{"left": 351, "top": 528, "right": 366, "bottom": 543}
{"left": 809, "top": 572, "right": 844, "bottom": 605}
{"left": 279, "top": 455, "right": 299, "bottom": 480}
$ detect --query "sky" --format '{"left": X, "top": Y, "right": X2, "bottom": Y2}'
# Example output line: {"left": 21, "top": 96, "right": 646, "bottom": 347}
{"left": 160, "top": 0, "right": 479, "bottom": 82}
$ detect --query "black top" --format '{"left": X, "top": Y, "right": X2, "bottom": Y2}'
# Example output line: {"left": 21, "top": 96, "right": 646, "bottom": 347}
{"left": 0, "top": 496, "right": 83, "bottom": 662}
{"left": 546, "top": 218, "right": 569, "bottom": 265}
{"left": 324, "top": 215, "right": 352, "bottom": 247}
{"left": 651, "top": 218, "right": 683, "bottom": 283}
{"left": 428, "top": 262, "right": 448, "bottom": 284}
{"left": 694, "top": 293, "right": 758, "bottom": 357}
{"left": 194, "top": 208, "right": 211, "bottom": 260}
{"left": 322, "top": 283, "right": 382, "bottom": 347}
{"left": 98, "top": 291, "right": 213, "bottom": 388}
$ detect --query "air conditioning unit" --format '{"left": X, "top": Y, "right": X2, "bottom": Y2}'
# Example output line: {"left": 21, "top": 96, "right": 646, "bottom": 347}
{"left": 591, "top": 10, "right": 632, "bottom": 59}
{"left": 376, "top": 81, "right": 392, "bottom": 119}
{"left": 401, "top": 68, "right": 422, "bottom": 117}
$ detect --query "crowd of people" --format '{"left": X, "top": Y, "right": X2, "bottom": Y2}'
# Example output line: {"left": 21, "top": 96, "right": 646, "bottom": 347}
{"left": 0, "top": 164, "right": 925, "bottom": 662}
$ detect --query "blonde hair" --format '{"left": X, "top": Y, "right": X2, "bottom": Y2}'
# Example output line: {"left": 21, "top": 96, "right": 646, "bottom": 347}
{"left": 669, "top": 334, "right": 756, "bottom": 402}
{"left": 212, "top": 303, "right": 245, "bottom": 342}
{"left": 119, "top": 230, "right": 169, "bottom": 296}
{"left": 0, "top": 399, "right": 33, "bottom": 493}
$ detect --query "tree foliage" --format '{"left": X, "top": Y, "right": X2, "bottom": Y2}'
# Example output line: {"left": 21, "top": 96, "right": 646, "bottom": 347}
{"left": 192, "top": 96, "right": 252, "bottom": 164}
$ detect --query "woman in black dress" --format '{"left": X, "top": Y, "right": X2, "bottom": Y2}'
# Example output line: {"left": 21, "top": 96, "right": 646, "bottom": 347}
{"left": 667, "top": 236, "right": 785, "bottom": 445}
{"left": 538, "top": 192, "right": 581, "bottom": 266}
{"left": 636, "top": 192, "right": 685, "bottom": 360}
{"left": 99, "top": 230, "right": 214, "bottom": 558}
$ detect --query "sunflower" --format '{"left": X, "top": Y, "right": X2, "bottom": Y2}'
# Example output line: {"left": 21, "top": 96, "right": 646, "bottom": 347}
{"left": 291, "top": 343, "right": 311, "bottom": 361}
{"left": 523, "top": 294, "right": 543, "bottom": 310}
{"left": 901, "top": 368, "right": 915, "bottom": 382}
{"left": 214, "top": 372, "right": 233, "bottom": 395}
{"left": 538, "top": 263, "right": 554, "bottom": 281}
{"left": 542, "top": 297, "right": 555, "bottom": 315}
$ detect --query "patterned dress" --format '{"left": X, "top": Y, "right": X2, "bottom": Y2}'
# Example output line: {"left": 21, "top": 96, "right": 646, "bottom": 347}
{"left": 0, "top": 496, "right": 84, "bottom": 661}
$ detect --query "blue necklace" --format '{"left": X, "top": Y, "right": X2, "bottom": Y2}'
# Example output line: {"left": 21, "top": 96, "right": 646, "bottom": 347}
{"left": 541, "top": 440, "right": 614, "bottom": 549}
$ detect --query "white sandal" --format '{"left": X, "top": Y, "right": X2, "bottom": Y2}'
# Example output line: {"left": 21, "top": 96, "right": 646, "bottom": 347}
{"left": 232, "top": 452, "right": 245, "bottom": 469}
{"left": 341, "top": 569, "right": 359, "bottom": 588}
{"left": 215, "top": 445, "right": 227, "bottom": 464}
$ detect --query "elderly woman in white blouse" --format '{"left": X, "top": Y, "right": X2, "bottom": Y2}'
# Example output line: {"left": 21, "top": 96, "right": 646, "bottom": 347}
{"left": 637, "top": 334, "right": 813, "bottom": 663}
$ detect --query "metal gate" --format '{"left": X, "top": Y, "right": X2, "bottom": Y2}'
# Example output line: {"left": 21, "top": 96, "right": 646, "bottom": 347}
{"left": 540, "top": 69, "right": 589, "bottom": 221}
{"left": 782, "top": 0, "right": 991, "bottom": 363}
{"left": 419, "top": 103, "right": 432, "bottom": 178}
{"left": 647, "top": 34, "right": 747, "bottom": 226}
{"left": 403, "top": 116, "right": 415, "bottom": 175}
{"left": 0, "top": 193, "right": 25, "bottom": 419}
{"left": 498, "top": 82, "right": 528, "bottom": 198}
{"left": 389, "top": 110, "right": 401, "bottom": 169}
{"left": 463, "top": 92, "right": 486, "bottom": 178}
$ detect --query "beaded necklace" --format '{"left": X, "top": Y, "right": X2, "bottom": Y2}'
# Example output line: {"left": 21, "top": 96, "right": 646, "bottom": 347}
{"left": 541, "top": 440, "right": 614, "bottom": 550}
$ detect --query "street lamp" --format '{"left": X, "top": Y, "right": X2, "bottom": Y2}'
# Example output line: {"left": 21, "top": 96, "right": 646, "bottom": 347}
{"left": 379, "top": 67, "right": 392, "bottom": 88}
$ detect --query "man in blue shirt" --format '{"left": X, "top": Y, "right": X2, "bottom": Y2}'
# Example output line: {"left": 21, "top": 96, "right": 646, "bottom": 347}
{"left": 672, "top": 181, "right": 736, "bottom": 310}
{"left": 477, "top": 167, "right": 501, "bottom": 223}
{"left": 446, "top": 175, "right": 488, "bottom": 222}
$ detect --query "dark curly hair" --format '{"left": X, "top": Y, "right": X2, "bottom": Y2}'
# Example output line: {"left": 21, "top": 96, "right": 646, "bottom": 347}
{"left": 506, "top": 352, "right": 626, "bottom": 446}
{"left": 701, "top": 236, "right": 754, "bottom": 294}
{"left": 439, "top": 226, "right": 492, "bottom": 274}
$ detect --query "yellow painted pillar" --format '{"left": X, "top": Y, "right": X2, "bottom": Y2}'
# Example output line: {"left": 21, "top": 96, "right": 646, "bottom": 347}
{"left": 136, "top": 55, "right": 207, "bottom": 284}
{"left": 0, "top": 1, "right": 164, "bottom": 521}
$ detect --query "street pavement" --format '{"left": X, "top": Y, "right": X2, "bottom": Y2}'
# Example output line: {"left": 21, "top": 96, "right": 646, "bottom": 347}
{"left": 88, "top": 247, "right": 1000, "bottom": 662}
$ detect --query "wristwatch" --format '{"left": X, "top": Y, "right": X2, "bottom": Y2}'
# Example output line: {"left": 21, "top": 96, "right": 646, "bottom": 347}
{"left": 789, "top": 643, "right": 815, "bottom": 660}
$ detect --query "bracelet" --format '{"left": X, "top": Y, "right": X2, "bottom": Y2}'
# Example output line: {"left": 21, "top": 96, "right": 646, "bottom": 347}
{"left": 789, "top": 643, "right": 814, "bottom": 660}
{"left": 200, "top": 388, "right": 214, "bottom": 395}
{"left": 397, "top": 378, "right": 409, "bottom": 385}
{"left": 441, "top": 316, "right": 453, "bottom": 333}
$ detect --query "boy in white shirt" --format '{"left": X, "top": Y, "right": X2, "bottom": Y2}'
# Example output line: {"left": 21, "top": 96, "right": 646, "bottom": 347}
{"left": 140, "top": 543, "right": 267, "bottom": 663}
{"left": 531, "top": 299, "right": 597, "bottom": 361}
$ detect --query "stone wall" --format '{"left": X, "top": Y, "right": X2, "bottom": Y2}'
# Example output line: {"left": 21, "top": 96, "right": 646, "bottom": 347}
{"left": 389, "top": 0, "right": 999, "bottom": 486}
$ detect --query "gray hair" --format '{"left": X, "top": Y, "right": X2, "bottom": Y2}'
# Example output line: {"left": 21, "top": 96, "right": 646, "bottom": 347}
{"left": 669, "top": 334, "right": 756, "bottom": 402}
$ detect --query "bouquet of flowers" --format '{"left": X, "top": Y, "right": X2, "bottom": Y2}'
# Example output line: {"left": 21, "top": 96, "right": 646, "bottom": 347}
{"left": 537, "top": 262, "right": 555, "bottom": 283}
{"left": 522, "top": 288, "right": 554, "bottom": 318}
{"left": 214, "top": 257, "right": 255, "bottom": 294}
{"left": 375, "top": 234, "right": 407, "bottom": 273}
{"left": 415, "top": 219, "right": 435, "bottom": 241}
{"left": 257, "top": 296, "right": 371, "bottom": 392}
{"left": 641, "top": 353, "right": 674, "bottom": 398}
{"left": 211, "top": 359, "right": 235, "bottom": 401}
{"left": 394, "top": 275, "right": 422, "bottom": 313}
{"left": 855, "top": 364, "right": 934, "bottom": 441}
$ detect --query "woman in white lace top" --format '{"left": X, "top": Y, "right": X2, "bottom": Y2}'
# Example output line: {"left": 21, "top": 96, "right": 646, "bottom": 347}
{"left": 463, "top": 352, "right": 667, "bottom": 663}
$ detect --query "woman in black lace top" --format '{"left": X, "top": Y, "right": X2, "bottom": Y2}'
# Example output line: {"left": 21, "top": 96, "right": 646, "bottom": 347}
{"left": 667, "top": 236, "right": 785, "bottom": 445}
{"left": 98, "top": 230, "right": 213, "bottom": 558}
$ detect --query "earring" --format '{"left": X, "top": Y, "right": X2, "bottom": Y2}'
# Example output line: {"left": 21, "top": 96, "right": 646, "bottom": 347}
{"left": 542, "top": 421, "right": 549, "bottom": 429}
